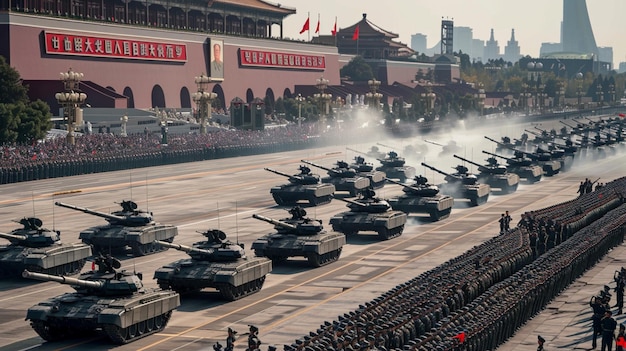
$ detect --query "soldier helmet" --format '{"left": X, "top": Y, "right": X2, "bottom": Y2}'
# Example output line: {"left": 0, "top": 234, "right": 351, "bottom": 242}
{"left": 538, "top": 335, "right": 545, "bottom": 343}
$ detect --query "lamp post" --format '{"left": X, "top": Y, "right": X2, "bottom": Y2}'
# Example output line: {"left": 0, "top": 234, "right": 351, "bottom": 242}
{"left": 193, "top": 73, "right": 217, "bottom": 134}
{"left": 474, "top": 83, "right": 485, "bottom": 116}
{"left": 538, "top": 84, "right": 547, "bottom": 113}
{"left": 596, "top": 84, "right": 604, "bottom": 108}
{"left": 55, "top": 68, "right": 87, "bottom": 145}
{"left": 295, "top": 93, "right": 305, "bottom": 127}
{"left": 120, "top": 115, "right": 128, "bottom": 137}
{"left": 609, "top": 84, "right": 616, "bottom": 106}
{"left": 366, "top": 78, "right": 382, "bottom": 110}
{"left": 576, "top": 72, "right": 584, "bottom": 109}
{"left": 557, "top": 82, "right": 565, "bottom": 109}
{"left": 313, "top": 76, "right": 332, "bottom": 123}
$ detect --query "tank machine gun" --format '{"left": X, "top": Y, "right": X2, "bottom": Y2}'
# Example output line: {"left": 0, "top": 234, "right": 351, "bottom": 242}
{"left": 370, "top": 146, "right": 416, "bottom": 182}
{"left": 385, "top": 176, "right": 454, "bottom": 221}
{"left": 484, "top": 136, "right": 561, "bottom": 176}
{"left": 153, "top": 229, "right": 272, "bottom": 301}
{"left": 265, "top": 166, "right": 335, "bottom": 206}
{"left": 251, "top": 207, "right": 345, "bottom": 267}
{"left": 0, "top": 218, "right": 91, "bottom": 277}
{"left": 329, "top": 188, "right": 407, "bottom": 240}
{"left": 22, "top": 254, "right": 180, "bottom": 344}
{"left": 54, "top": 201, "right": 178, "bottom": 256}
{"left": 482, "top": 150, "right": 542, "bottom": 184}
{"left": 453, "top": 154, "right": 520, "bottom": 194}
{"left": 345, "top": 152, "right": 386, "bottom": 189}
{"left": 300, "top": 160, "right": 370, "bottom": 197}
{"left": 420, "top": 162, "right": 490, "bottom": 206}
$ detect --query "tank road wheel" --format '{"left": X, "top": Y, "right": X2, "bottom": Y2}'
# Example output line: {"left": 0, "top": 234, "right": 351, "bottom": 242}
{"left": 503, "top": 183, "right": 518, "bottom": 194}
{"left": 131, "top": 243, "right": 146, "bottom": 256}
{"left": 31, "top": 320, "right": 67, "bottom": 342}
{"left": 378, "top": 226, "right": 403, "bottom": 240}
{"left": 431, "top": 208, "right": 452, "bottom": 221}
{"left": 267, "top": 255, "right": 287, "bottom": 265}
{"left": 137, "top": 320, "right": 148, "bottom": 335}
{"left": 307, "top": 253, "right": 323, "bottom": 267}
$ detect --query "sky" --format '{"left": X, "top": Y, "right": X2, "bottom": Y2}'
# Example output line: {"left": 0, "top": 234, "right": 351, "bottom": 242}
{"left": 274, "top": 0, "right": 625, "bottom": 68}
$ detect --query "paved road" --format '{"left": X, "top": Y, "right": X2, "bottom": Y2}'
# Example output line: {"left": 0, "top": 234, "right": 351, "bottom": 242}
{"left": 0, "top": 116, "right": 622, "bottom": 351}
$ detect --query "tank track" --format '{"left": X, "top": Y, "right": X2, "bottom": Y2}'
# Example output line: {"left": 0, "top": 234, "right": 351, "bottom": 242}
{"left": 377, "top": 225, "right": 404, "bottom": 240}
{"left": 469, "top": 194, "right": 489, "bottom": 206}
{"left": 430, "top": 208, "right": 452, "bottom": 221}
{"left": 217, "top": 276, "right": 266, "bottom": 301}
{"left": 30, "top": 320, "right": 70, "bottom": 341}
{"left": 22, "top": 259, "right": 86, "bottom": 277}
{"left": 130, "top": 239, "right": 172, "bottom": 256}
{"left": 103, "top": 311, "right": 172, "bottom": 344}
{"left": 307, "top": 248, "right": 342, "bottom": 267}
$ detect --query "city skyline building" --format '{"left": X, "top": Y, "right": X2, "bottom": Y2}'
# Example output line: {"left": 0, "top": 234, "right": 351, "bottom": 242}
{"left": 483, "top": 29, "right": 500, "bottom": 61}
{"left": 410, "top": 33, "right": 428, "bottom": 55}
{"left": 453, "top": 26, "right": 474, "bottom": 57}
{"left": 561, "top": 0, "right": 598, "bottom": 57}
{"left": 503, "top": 29, "right": 521, "bottom": 64}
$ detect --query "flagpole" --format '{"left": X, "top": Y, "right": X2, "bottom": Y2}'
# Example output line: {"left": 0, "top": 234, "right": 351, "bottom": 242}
{"left": 308, "top": 12, "right": 310, "bottom": 42}
{"left": 334, "top": 16, "right": 337, "bottom": 47}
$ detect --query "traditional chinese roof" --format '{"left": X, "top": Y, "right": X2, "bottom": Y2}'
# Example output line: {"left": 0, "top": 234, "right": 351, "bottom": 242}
{"left": 339, "top": 13, "right": 399, "bottom": 39}
{"left": 212, "top": 0, "right": 296, "bottom": 15}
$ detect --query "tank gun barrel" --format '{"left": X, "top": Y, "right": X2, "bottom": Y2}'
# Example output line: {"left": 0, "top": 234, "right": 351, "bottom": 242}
{"left": 346, "top": 147, "right": 366, "bottom": 156}
{"left": 482, "top": 150, "right": 513, "bottom": 161}
{"left": 154, "top": 240, "right": 214, "bottom": 255}
{"left": 0, "top": 232, "right": 28, "bottom": 242}
{"left": 252, "top": 214, "right": 297, "bottom": 230}
{"left": 421, "top": 162, "right": 459, "bottom": 179}
{"left": 333, "top": 197, "right": 367, "bottom": 207}
{"left": 453, "top": 154, "right": 482, "bottom": 168}
{"left": 264, "top": 168, "right": 293, "bottom": 178}
{"left": 524, "top": 129, "right": 543, "bottom": 137}
{"left": 54, "top": 202, "right": 125, "bottom": 221}
{"left": 484, "top": 136, "right": 512, "bottom": 149}
{"left": 375, "top": 142, "right": 395, "bottom": 149}
{"left": 384, "top": 177, "right": 412, "bottom": 188}
{"left": 423, "top": 139, "right": 444, "bottom": 147}
{"left": 300, "top": 160, "right": 336, "bottom": 173}
{"left": 22, "top": 270, "right": 104, "bottom": 288}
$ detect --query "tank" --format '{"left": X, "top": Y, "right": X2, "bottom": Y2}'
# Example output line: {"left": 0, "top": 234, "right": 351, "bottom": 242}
{"left": 346, "top": 154, "right": 386, "bottom": 190}
{"left": 265, "top": 166, "right": 336, "bottom": 206}
{"left": 453, "top": 154, "right": 520, "bottom": 194}
{"left": 329, "top": 188, "right": 407, "bottom": 240}
{"left": 424, "top": 139, "right": 462, "bottom": 156}
{"left": 54, "top": 200, "right": 178, "bottom": 256}
{"left": 482, "top": 150, "right": 543, "bottom": 184}
{"left": 485, "top": 136, "right": 560, "bottom": 176}
{"left": 251, "top": 207, "right": 346, "bottom": 267}
{"left": 301, "top": 159, "right": 370, "bottom": 196}
{"left": 0, "top": 217, "right": 92, "bottom": 277}
{"left": 375, "top": 151, "right": 416, "bottom": 182}
{"left": 23, "top": 254, "right": 180, "bottom": 344}
{"left": 385, "top": 176, "right": 455, "bottom": 221}
{"left": 153, "top": 229, "right": 272, "bottom": 301}
{"left": 365, "top": 145, "right": 386, "bottom": 159}
{"left": 421, "top": 163, "right": 490, "bottom": 206}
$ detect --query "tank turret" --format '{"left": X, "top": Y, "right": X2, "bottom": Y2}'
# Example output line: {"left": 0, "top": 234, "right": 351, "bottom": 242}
{"left": 421, "top": 162, "right": 490, "bottom": 206}
{"left": 153, "top": 229, "right": 272, "bottom": 300}
{"left": 23, "top": 253, "right": 180, "bottom": 344}
{"left": 54, "top": 200, "right": 178, "bottom": 256}
{"left": 453, "top": 154, "right": 508, "bottom": 175}
{"left": 330, "top": 189, "right": 407, "bottom": 239}
{"left": 370, "top": 146, "right": 416, "bottom": 182}
{"left": 251, "top": 207, "right": 345, "bottom": 267}
{"left": 384, "top": 176, "right": 454, "bottom": 221}
{"left": 345, "top": 151, "right": 387, "bottom": 189}
{"left": 485, "top": 136, "right": 560, "bottom": 176}
{"left": 301, "top": 160, "right": 370, "bottom": 196}
{"left": 482, "top": 150, "right": 542, "bottom": 184}
{"left": 0, "top": 218, "right": 91, "bottom": 277}
{"left": 265, "top": 167, "right": 335, "bottom": 206}
{"left": 454, "top": 154, "right": 519, "bottom": 194}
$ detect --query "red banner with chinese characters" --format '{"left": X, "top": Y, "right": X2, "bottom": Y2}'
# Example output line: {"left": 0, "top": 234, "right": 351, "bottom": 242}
{"left": 44, "top": 31, "right": 187, "bottom": 62}
{"left": 239, "top": 49, "right": 325, "bottom": 70}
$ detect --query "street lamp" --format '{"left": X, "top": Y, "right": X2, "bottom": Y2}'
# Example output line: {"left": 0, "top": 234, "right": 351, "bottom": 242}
{"left": 295, "top": 94, "right": 305, "bottom": 127}
{"left": 557, "top": 82, "right": 566, "bottom": 109}
{"left": 55, "top": 68, "right": 87, "bottom": 145}
{"left": 576, "top": 72, "right": 584, "bottom": 109}
{"left": 366, "top": 78, "right": 382, "bottom": 110}
{"left": 609, "top": 84, "right": 616, "bottom": 106}
{"left": 313, "top": 76, "right": 332, "bottom": 122}
{"left": 193, "top": 73, "right": 217, "bottom": 134}
{"left": 474, "top": 84, "right": 486, "bottom": 116}
{"left": 596, "top": 84, "right": 604, "bottom": 107}
{"left": 120, "top": 115, "right": 128, "bottom": 137}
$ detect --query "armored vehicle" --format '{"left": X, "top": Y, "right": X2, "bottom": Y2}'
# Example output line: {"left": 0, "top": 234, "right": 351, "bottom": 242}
{"left": 374, "top": 151, "right": 416, "bottom": 182}
{"left": 329, "top": 188, "right": 407, "bottom": 240}
{"left": 424, "top": 139, "right": 462, "bottom": 156}
{"left": 301, "top": 159, "right": 370, "bottom": 196}
{"left": 0, "top": 217, "right": 91, "bottom": 277}
{"left": 265, "top": 166, "right": 335, "bottom": 206}
{"left": 153, "top": 229, "right": 272, "bottom": 301}
{"left": 453, "top": 154, "right": 520, "bottom": 194}
{"left": 485, "top": 136, "right": 560, "bottom": 176}
{"left": 346, "top": 154, "right": 386, "bottom": 189}
{"left": 482, "top": 150, "right": 542, "bottom": 184}
{"left": 386, "top": 176, "right": 455, "bottom": 221}
{"left": 23, "top": 254, "right": 180, "bottom": 344}
{"left": 421, "top": 163, "right": 490, "bottom": 206}
{"left": 365, "top": 145, "right": 386, "bottom": 159}
{"left": 251, "top": 207, "right": 345, "bottom": 267}
{"left": 55, "top": 200, "right": 178, "bottom": 256}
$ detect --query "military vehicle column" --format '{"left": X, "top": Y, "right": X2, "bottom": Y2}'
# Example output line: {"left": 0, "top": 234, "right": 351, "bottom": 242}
{"left": 453, "top": 154, "right": 520, "bottom": 194}
{"left": 421, "top": 162, "right": 490, "bottom": 206}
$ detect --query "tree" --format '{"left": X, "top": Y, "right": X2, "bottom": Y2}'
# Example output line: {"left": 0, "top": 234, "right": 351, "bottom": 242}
{"left": 339, "top": 56, "right": 374, "bottom": 81}
{"left": 0, "top": 56, "right": 52, "bottom": 143}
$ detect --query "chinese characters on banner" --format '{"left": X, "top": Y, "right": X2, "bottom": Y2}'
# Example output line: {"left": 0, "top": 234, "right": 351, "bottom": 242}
{"left": 44, "top": 31, "right": 187, "bottom": 62}
{"left": 239, "top": 49, "right": 325, "bottom": 70}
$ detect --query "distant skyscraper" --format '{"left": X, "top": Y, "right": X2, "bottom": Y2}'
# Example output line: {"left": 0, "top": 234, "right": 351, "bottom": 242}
{"left": 411, "top": 33, "right": 428, "bottom": 54}
{"left": 562, "top": 0, "right": 598, "bottom": 57}
{"left": 540, "top": 42, "right": 563, "bottom": 56}
{"left": 472, "top": 39, "right": 485, "bottom": 62}
{"left": 483, "top": 29, "right": 500, "bottom": 61}
{"left": 454, "top": 26, "right": 474, "bottom": 58}
{"left": 598, "top": 47, "right": 614, "bottom": 70}
{"left": 503, "top": 29, "right": 521, "bottom": 63}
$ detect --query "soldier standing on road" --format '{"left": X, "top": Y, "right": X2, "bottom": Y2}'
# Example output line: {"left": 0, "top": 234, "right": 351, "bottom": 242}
{"left": 615, "top": 269, "right": 625, "bottom": 315}
{"left": 592, "top": 295, "right": 608, "bottom": 349}
{"left": 246, "top": 325, "right": 261, "bottom": 351}
{"left": 601, "top": 310, "right": 618, "bottom": 351}
{"left": 578, "top": 181, "right": 586, "bottom": 197}
{"left": 499, "top": 214, "right": 506, "bottom": 235}
{"left": 537, "top": 335, "right": 545, "bottom": 351}
{"left": 225, "top": 327, "right": 237, "bottom": 351}
{"left": 504, "top": 211, "right": 512, "bottom": 232}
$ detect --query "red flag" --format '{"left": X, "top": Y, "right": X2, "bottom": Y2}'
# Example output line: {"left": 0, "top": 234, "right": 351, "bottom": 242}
{"left": 619, "top": 113, "right": 625, "bottom": 118}
{"left": 617, "top": 336, "right": 626, "bottom": 347}
{"left": 452, "top": 331, "right": 466, "bottom": 343}
{"left": 299, "top": 17, "right": 310, "bottom": 34}
{"left": 331, "top": 20, "right": 337, "bottom": 36}
{"left": 352, "top": 25, "right": 359, "bottom": 40}
{"left": 31, "top": 154, "right": 37, "bottom": 160}
{"left": 91, "top": 261, "right": 96, "bottom": 271}
{"left": 315, "top": 19, "right": 320, "bottom": 34}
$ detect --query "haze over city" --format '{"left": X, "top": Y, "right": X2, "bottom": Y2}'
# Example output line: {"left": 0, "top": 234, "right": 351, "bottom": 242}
{"left": 277, "top": 0, "right": 625, "bottom": 68}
